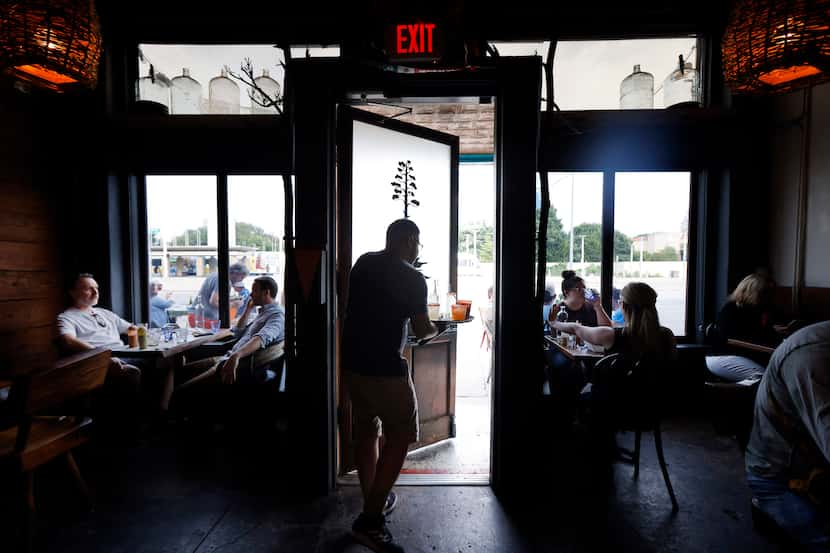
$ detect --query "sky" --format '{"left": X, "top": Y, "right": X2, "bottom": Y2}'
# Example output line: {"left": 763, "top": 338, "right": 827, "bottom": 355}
{"left": 146, "top": 175, "right": 285, "bottom": 242}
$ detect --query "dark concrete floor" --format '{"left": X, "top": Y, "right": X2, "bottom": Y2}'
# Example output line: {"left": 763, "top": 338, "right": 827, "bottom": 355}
{"left": 3, "top": 415, "right": 777, "bottom": 553}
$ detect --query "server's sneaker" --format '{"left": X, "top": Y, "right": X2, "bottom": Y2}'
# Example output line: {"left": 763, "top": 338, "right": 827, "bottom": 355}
{"left": 351, "top": 513, "right": 406, "bottom": 553}
{"left": 382, "top": 490, "right": 398, "bottom": 517}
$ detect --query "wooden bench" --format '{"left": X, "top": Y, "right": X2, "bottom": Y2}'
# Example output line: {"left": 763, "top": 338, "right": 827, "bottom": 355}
{"left": 0, "top": 348, "right": 111, "bottom": 551}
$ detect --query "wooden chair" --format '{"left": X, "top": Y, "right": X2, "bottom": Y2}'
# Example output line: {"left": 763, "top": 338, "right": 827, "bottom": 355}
{"left": 233, "top": 341, "right": 286, "bottom": 426}
{"left": 0, "top": 347, "right": 111, "bottom": 551}
{"left": 592, "top": 353, "right": 679, "bottom": 512}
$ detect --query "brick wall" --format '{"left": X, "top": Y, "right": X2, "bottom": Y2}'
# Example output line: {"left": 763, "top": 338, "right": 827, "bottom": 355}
{"left": 357, "top": 103, "right": 495, "bottom": 155}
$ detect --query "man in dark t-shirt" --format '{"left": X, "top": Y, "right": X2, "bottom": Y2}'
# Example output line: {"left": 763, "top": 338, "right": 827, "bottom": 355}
{"left": 342, "top": 219, "right": 443, "bottom": 553}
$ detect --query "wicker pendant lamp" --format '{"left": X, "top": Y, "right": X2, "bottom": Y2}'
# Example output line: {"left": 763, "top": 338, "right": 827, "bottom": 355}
{"left": 723, "top": 0, "right": 830, "bottom": 93}
{"left": 0, "top": 0, "right": 103, "bottom": 92}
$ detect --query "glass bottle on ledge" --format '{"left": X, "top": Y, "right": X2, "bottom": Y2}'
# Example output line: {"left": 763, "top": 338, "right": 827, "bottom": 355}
{"left": 137, "top": 71, "right": 171, "bottom": 112}
{"left": 208, "top": 68, "right": 240, "bottom": 114}
{"left": 252, "top": 68, "right": 280, "bottom": 114}
{"left": 171, "top": 67, "right": 202, "bottom": 114}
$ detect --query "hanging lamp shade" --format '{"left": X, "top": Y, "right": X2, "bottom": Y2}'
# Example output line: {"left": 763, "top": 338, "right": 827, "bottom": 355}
{"left": 722, "top": 0, "right": 830, "bottom": 94}
{"left": 0, "top": 0, "right": 103, "bottom": 92}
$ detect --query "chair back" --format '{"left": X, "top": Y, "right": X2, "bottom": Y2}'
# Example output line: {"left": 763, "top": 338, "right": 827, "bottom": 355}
{"left": 592, "top": 352, "right": 663, "bottom": 430}
{"left": 12, "top": 348, "right": 111, "bottom": 416}
{"left": 248, "top": 341, "right": 284, "bottom": 370}
{"left": 241, "top": 341, "right": 286, "bottom": 386}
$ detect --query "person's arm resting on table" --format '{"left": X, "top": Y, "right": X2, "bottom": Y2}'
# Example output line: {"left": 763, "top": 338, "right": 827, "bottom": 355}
{"left": 552, "top": 321, "right": 615, "bottom": 349}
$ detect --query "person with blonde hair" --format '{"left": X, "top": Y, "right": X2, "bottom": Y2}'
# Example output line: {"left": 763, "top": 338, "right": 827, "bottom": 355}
{"left": 551, "top": 281, "right": 675, "bottom": 361}
{"left": 706, "top": 271, "right": 788, "bottom": 382}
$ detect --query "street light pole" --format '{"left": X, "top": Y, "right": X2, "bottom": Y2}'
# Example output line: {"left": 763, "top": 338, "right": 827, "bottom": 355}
{"left": 568, "top": 174, "right": 574, "bottom": 268}
{"left": 580, "top": 235, "right": 585, "bottom": 264}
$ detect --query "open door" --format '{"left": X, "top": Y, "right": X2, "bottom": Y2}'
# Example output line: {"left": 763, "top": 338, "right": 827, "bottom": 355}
{"left": 337, "top": 105, "right": 459, "bottom": 475}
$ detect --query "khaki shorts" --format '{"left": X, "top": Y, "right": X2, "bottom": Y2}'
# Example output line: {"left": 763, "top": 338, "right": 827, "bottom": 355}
{"left": 345, "top": 371, "right": 418, "bottom": 444}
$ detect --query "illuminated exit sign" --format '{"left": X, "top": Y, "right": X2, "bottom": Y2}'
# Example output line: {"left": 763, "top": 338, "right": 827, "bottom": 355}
{"left": 386, "top": 22, "right": 443, "bottom": 62}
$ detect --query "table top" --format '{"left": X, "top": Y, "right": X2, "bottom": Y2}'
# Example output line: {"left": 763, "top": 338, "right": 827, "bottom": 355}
{"left": 111, "top": 328, "right": 234, "bottom": 359}
{"left": 727, "top": 338, "right": 776, "bottom": 355}
{"left": 544, "top": 335, "right": 605, "bottom": 360}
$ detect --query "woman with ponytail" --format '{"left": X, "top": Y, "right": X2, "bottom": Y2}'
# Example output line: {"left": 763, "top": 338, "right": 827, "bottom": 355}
{"left": 549, "top": 270, "right": 612, "bottom": 327}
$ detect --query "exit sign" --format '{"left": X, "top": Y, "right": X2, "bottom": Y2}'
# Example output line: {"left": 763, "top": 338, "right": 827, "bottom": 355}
{"left": 386, "top": 22, "right": 443, "bottom": 63}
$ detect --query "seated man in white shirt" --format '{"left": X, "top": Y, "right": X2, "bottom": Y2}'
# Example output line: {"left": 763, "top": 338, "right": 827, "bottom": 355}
{"left": 172, "top": 276, "right": 285, "bottom": 420}
{"left": 56, "top": 273, "right": 142, "bottom": 433}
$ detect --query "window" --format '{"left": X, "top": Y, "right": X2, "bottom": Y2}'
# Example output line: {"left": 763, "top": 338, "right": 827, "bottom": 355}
{"left": 147, "top": 175, "right": 218, "bottom": 327}
{"left": 553, "top": 38, "right": 699, "bottom": 110}
{"left": 541, "top": 172, "right": 604, "bottom": 299}
{"left": 146, "top": 174, "right": 289, "bottom": 329}
{"left": 489, "top": 37, "right": 701, "bottom": 111}
{"left": 538, "top": 171, "right": 692, "bottom": 336}
{"left": 613, "top": 172, "right": 690, "bottom": 335}
{"left": 137, "top": 44, "right": 284, "bottom": 115}
{"left": 289, "top": 45, "right": 341, "bottom": 58}
{"left": 227, "top": 175, "right": 287, "bottom": 324}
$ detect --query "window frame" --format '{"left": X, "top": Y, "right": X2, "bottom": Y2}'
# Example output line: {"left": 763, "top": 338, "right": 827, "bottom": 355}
{"left": 541, "top": 168, "right": 698, "bottom": 339}
{"left": 137, "top": 170, "right": 288, "bottom": 328}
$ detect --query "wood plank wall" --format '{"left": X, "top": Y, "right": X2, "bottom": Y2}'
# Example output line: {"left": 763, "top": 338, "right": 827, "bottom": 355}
{"left": 0, "top": 94, "right": 65, "bottom": 376}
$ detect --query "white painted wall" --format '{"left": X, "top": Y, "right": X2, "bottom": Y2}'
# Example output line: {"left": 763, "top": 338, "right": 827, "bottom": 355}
{"left": 805, "top": 82, "right": 830, "bottom": 287}
{"left": 767, "top": 81, "right": 830, "bottom": 288}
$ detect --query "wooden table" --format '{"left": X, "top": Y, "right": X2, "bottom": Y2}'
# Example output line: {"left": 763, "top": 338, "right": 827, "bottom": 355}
{"left": 111, "top": 328, "right": 233, "bottom": 359}
{"left": 726, "top": 338, "right": 776, "bottom": 355}
{"left": 111, "top": 329, "right": 234, "bottom": 410}
{"left": 544, "top": 335, "right": 606, "bottom": 360}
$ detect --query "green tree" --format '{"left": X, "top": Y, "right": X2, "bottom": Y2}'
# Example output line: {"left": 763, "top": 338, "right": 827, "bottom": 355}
{"left": 171, "top": 225, "right": 207, "bottom": 246}
{"left": 460, "top": 221, "right": 494, "bottom": 262}
{"left": 536, "top": 205, "right": 568, "bottom": 262}
{"left": 570, "top": 223, "right": 602, "bottom": 262}
{"left": 614, "top": 230, "right": 632, "bottom": 260}
{"left": 235, "top": 221, "right": 281, "bottom": 252}
{"left": 562, "top": 223, "right": 632, "bottom": 263}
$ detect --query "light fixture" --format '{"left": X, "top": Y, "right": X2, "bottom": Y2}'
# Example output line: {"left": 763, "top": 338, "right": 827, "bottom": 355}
{"left": 723, "top": 0, "right": 830, "bottom": 93}
{"left": 0, "top": 0, "right": 103, "bottom": 92}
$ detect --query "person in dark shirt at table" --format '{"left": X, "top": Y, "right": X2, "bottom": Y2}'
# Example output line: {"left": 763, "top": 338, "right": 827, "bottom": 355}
{"left": 342, "top": 219, "right": 446, "bottom": 553}
{"left": 706, "top": 271, "right": 794, "bottom": 382}
{"left": 718, "top": 271, "right": 780, "bottom": 346}
{"left": 549, "top": 270, "right": 613, "bottom": 327}
{"left": 543, "top": 271, "right": 612, "bottom": 407}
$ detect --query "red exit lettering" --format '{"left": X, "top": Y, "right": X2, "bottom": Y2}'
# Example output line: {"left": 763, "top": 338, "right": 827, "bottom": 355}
{"left": 396, "top": 22, "right": 436, "bottom": 55}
